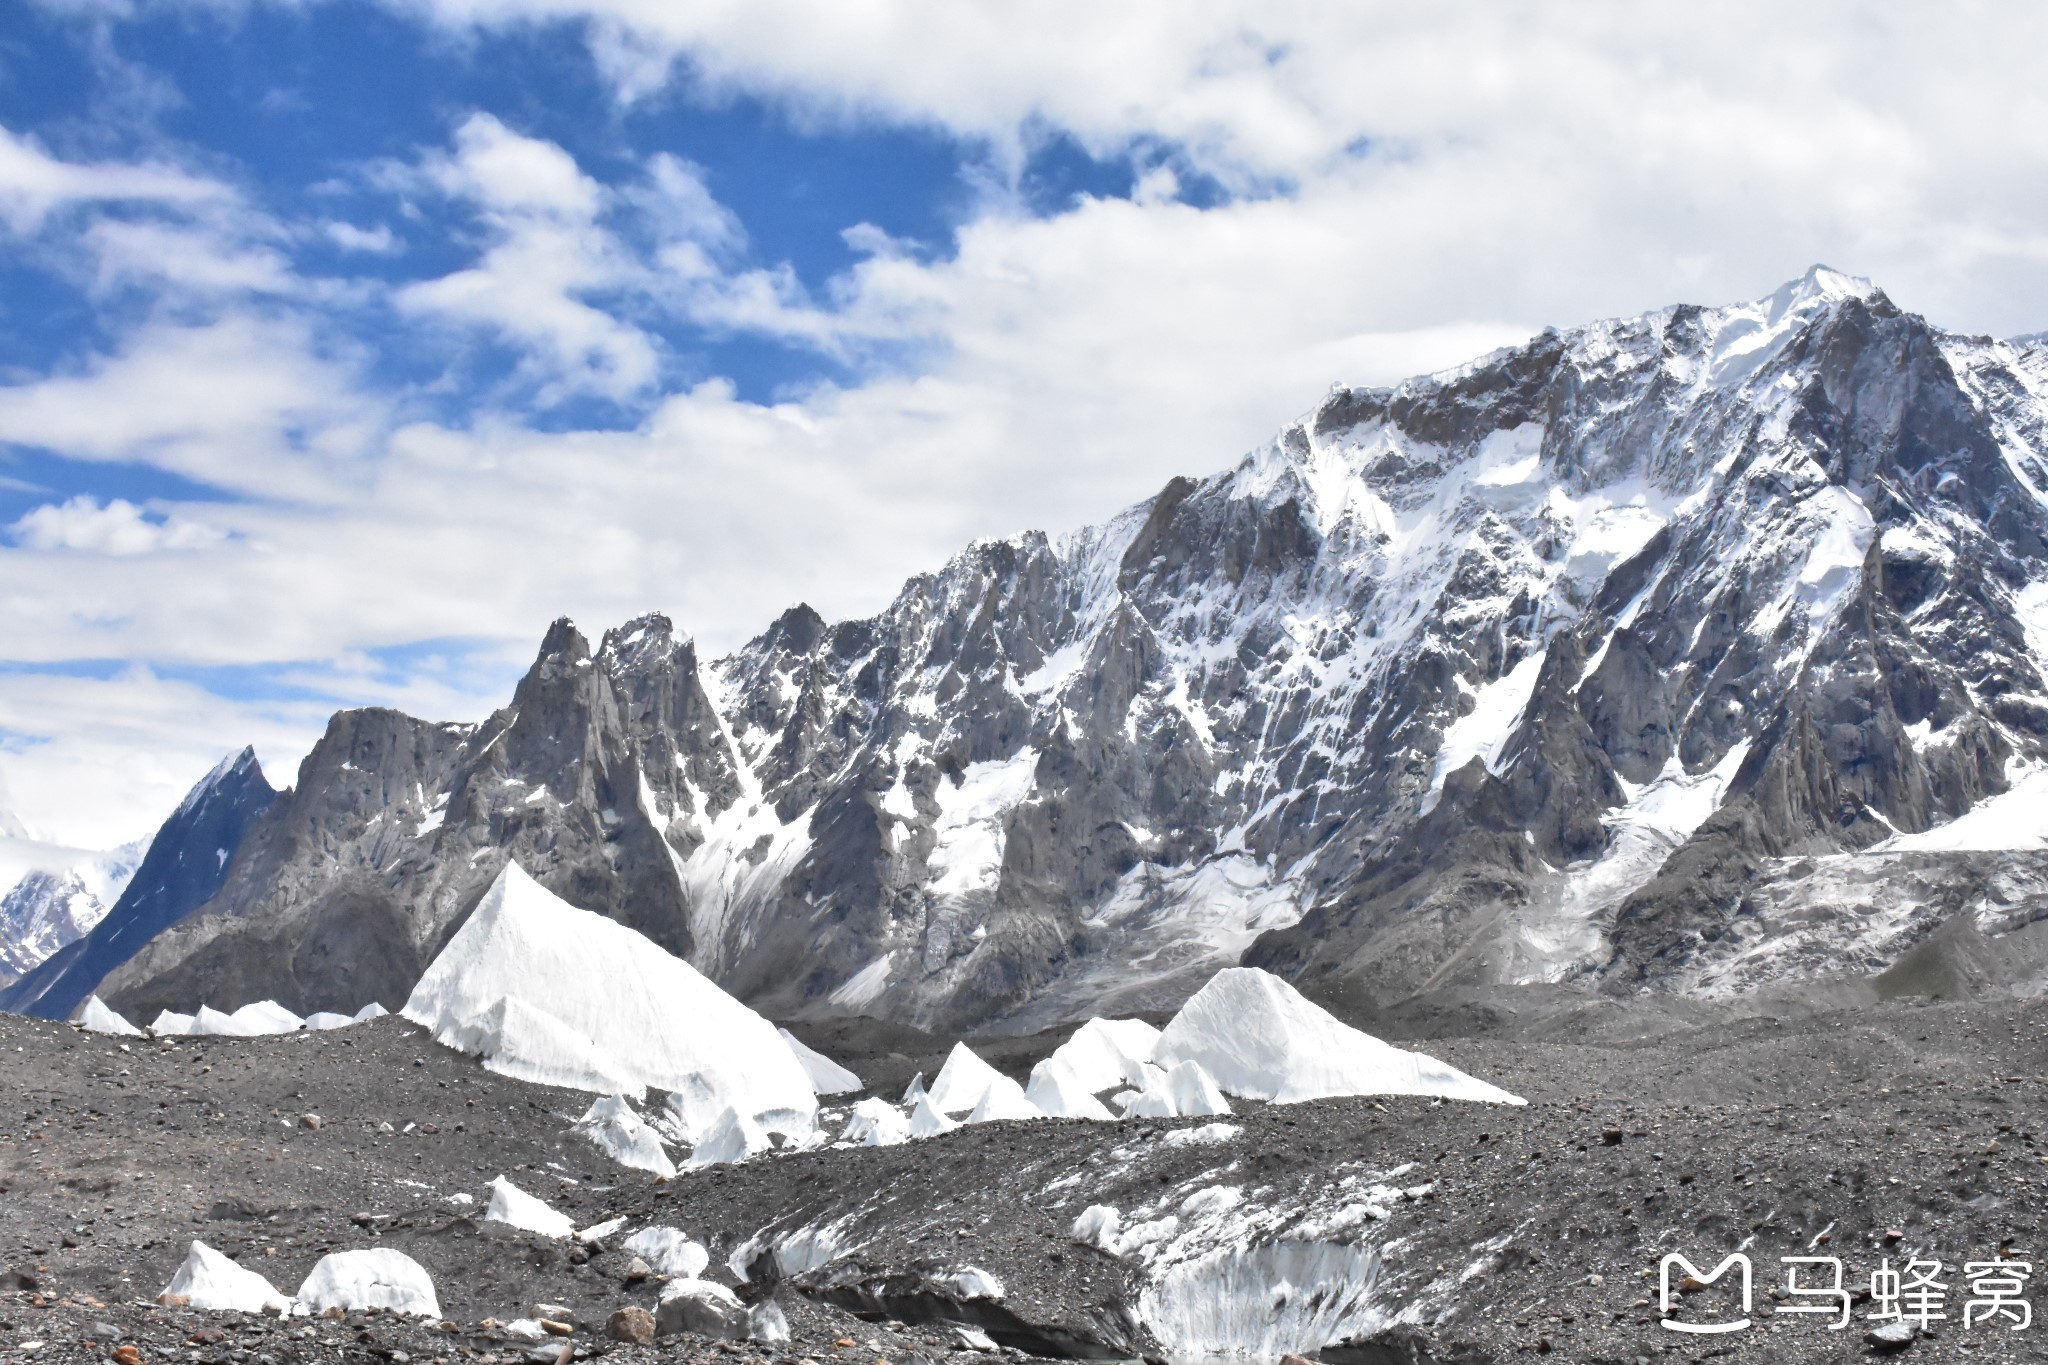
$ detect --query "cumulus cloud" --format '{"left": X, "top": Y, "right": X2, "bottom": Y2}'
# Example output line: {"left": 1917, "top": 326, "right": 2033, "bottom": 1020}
{"left": 11, "top": 496, "right": 227, "bottom": 555}
{"left": 85, "top": 218, "right": 299, "bottom": 297}
{"left": 389, "top": 1, "right": 2048, "bottom": 335}
{"left": 394, "top": 112, "right": 659, "bottom": 400}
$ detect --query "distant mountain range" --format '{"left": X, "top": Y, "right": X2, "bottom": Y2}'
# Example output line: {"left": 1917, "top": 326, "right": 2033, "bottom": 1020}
{"left": 8, "top": 268, "right": 2046, "bottom": 1030}
{"left": 0, "top": 837, "right": 146, "bottom": 985}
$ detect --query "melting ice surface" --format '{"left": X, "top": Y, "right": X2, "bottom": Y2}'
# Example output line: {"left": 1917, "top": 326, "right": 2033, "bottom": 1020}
{"left": 1139, "top": 1242, "right": 1386, "bottom": 1361}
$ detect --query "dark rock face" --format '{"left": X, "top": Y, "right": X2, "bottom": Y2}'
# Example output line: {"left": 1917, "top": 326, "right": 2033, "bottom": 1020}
{"left": 0, "top": 750, "right": 276, "bottom": 1020}
{"left": 79, "top": 269, "right": 2048, "bottom": 1028}
{"left": 98, "top": 616, "right": 746, "bottom": 1022}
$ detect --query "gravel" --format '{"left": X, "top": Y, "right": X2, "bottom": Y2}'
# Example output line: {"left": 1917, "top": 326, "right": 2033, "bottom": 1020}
{"left": 4, "top": 992, "right": 2048, "bottom": 1363}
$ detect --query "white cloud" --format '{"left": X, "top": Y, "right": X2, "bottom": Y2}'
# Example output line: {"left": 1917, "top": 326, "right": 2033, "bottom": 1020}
{"left": 324, "top": 220, "right": 399, "bottom": 253}
{"left": 430, "top": 110, "right": 601, "bottom": 216}
{"left": 389, "top": 1, "right": 2048, "bottom": 337}
{"left": 0, "top": 314, "right": 378, "bottom": 502}
{"left": 11, "top": 496, "right": 228, "bottom": 555}
{"left": 0, "top": 123, "right": 229, "bottom": 232}
{"left": 395, "top": 112, "right": 659, "bottom": 400}
{"left": 636, "top": 152, "right": 743, "bottom": 251}
{"left": 0, "top": 667, "right": 328, "bottom": 848}
{"left": 85, "top": 217, "right": 299, "bottom": 296}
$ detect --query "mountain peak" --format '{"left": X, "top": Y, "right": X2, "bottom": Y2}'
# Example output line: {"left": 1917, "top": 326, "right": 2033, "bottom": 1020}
{"left": 1765, "top": 264, "right": 1885, "bottom": 319}
{"left": 598, "top": 613, "right": 685, "bottom": 668}
{"left": 761, "top": 603, "right": 827, "bottom": 654}
{"left": 534, "top": 617, "right": 590, "bottom": 662}
{"left": 176, "top": 747, "right": 265, "bottom": 818}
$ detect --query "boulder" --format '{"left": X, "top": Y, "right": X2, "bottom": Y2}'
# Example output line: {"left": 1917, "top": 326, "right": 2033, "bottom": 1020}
{"left": 605, "top": 1308, "right": 655, "bottom": 1345}
{"left": 654, "top": 1279, "right": 749, "bottom": 1340}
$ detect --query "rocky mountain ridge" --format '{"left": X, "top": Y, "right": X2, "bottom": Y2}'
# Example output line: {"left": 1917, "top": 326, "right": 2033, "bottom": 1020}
{"left": 29, "top": 267, "right": 2047, "bottom": 1032}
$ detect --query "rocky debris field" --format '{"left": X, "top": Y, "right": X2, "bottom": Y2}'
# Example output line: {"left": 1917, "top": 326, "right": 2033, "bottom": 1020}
{"left": 6, "top": 993, "right": 2048, "bottom": 1364}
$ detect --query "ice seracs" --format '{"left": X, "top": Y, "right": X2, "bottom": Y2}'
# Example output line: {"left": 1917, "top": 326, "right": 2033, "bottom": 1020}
{"left": 622, "top": 1227, "right": 709, "bottom": 1279}
{"left": 161, "top": 1241, "right": 293, "bottom": 1314}
{"left": 908, "top": 1095, "right": 957, "bottom": 1138}
{"left": 1164, "top": 1059, "right": 1232, "bottom": 1116}
{"left": 149, "top": 1009, "right": 195, "bottom": 1036}
{"left": 926, "top": 1042, "right": 1009, "bottom": 1115}
{"left": 295, "top": 1249, "right": 441, "bottom": 1318}
{"left": 77, "top": 995, "right": 142, "bottom": 1036}
{"left": 965, "top": 1074, "right": 1041, "bottom": 1124}
{"left": 778, "top": 1028, "right": 861, "bottom": 1095}
{"left": 443, "top": 995, "right": 641, "bottom": 1095}
{"left": 574, "top": 1095, "right": 676, "bottom": 1178}
{"left": 230, "top": 1001, "right": 304, "bottom": 1034}
{"left": 305, "top": 1003, "right": 384, "bottom": 1030}
{"left": 1154, "top": 968, "right": 1524, "bottom": 1105}
{"left": 687, "top": 1105, "right": 770, "bottom": 1169}
{"left": 840, "top": 1096, "right": 910, "bottom": 1146}
{"left": 137, "top": 998, "right": 377, "bottom": 1034}
{"left": 193, "top": 1005, "right": 253, "bottom": 1037}
{"left": 1120, "top": 1058, "right": 1232, "bottom": 1118}
{"left": 175, "top": 1000, "right": 305, "bottom": 1037}
{"left": 1047, "top": 1018, "right": 1160, "bottom": 1094}
{"left": 1024, "top": 1057, "right": 1115, "bottom": 1120}
{"left": 484, "top": 1176, "right": 575, "bottom": 1238}
{"left": 1120, "top": 1086, "right": 1175, "bottom": 1119}
{"left": 403, "top": 861, "right": 815, "bottom": 1130}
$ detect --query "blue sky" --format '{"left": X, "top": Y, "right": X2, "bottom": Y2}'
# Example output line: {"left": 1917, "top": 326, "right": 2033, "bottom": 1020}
{"left": 0, "top": 0, "right": 2045, "bottom": 846}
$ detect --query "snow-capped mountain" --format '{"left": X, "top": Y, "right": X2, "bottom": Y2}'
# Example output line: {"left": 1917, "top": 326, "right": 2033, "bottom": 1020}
{"left": 65, "top": 268, "right": 2048, "bottom": 1031}
{"left": 0, "top": 839, "right": 147, "bottom": 984}
{"left": 0, "top": 749, "right": 276, "bottom": 1019}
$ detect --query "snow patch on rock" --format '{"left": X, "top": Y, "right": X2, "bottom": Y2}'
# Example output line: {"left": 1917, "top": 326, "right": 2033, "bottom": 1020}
{"left": 1876, "top": 762, "right": 2048, "bottom": 853}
